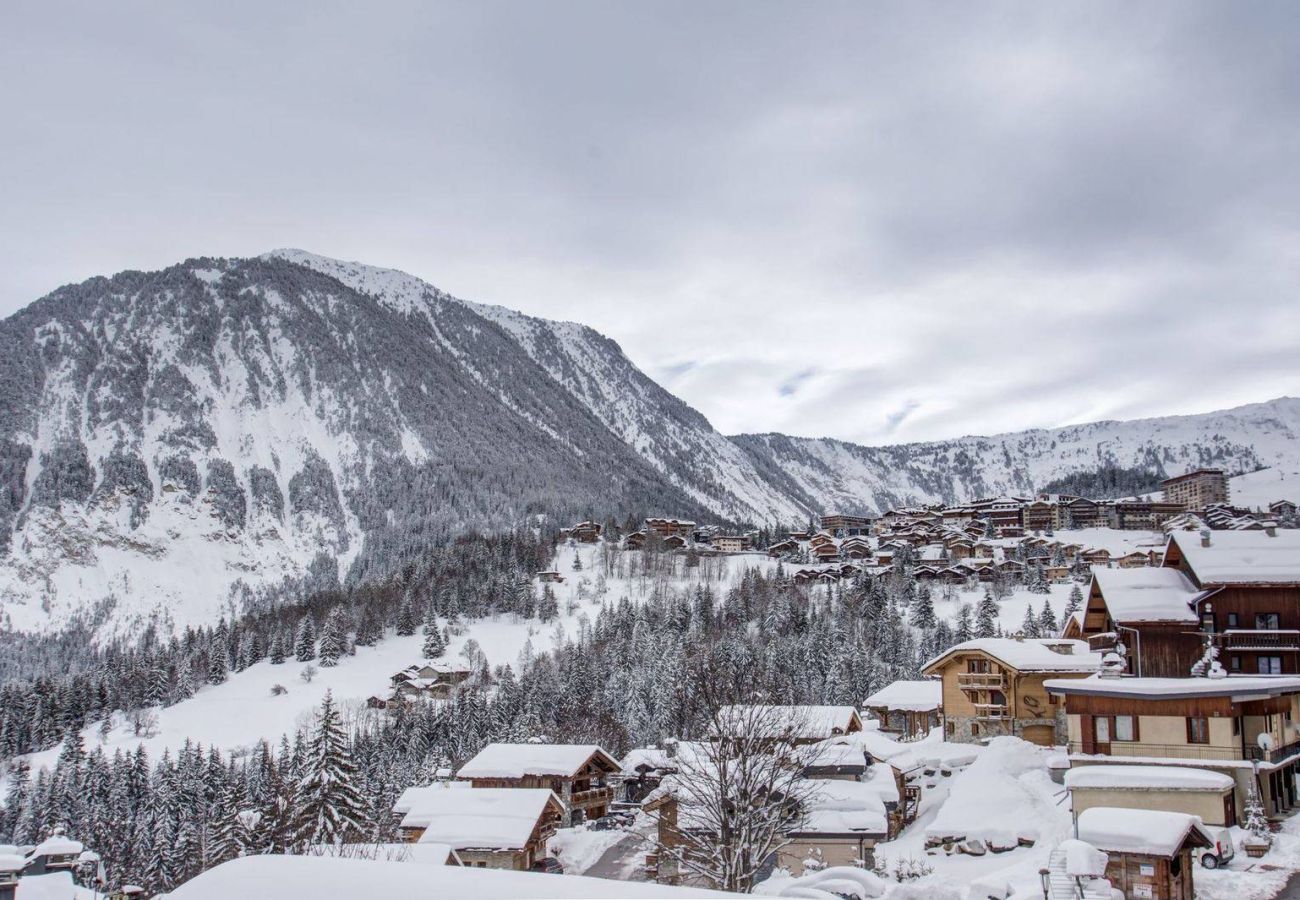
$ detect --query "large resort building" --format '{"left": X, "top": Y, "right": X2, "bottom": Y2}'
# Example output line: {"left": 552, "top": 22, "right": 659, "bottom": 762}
{"left": 1161, "top": 468, "right": 1229, "bottom": 510}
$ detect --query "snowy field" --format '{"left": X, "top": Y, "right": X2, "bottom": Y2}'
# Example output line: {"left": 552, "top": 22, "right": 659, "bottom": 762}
{"left": 15, "top": 543, "right": 779, "bottom": 776}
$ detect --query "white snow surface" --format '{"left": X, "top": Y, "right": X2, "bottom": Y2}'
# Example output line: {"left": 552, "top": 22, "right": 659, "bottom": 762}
{"left": 1169, "top": 528, "right": 1300, "bottom": 584}
{"left": 1064, "top": 765, "right": 1235, "bottom": 791}
{"left": 1090, "top": 567, "right": 1202, "bottom": 623}
{"left": 400, "top": 786, "right": 558, "bottom": 847}
{"left": 863, "top": 680, "right": 942, "bottom": 712}
{"left": 166, "top": 854, "right": 739, "bottom": 899}
{"left": 923, "top": 638, "right": 1101, "bottom": 674}
{"left": 1075, "top": 807, "right": 1210, "bottom": 857}
{"left": 457, "top": 743, "right": 614, "bottom": 779}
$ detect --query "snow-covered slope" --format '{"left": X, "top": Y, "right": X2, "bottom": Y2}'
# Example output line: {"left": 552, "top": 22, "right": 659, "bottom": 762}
{"left": 2, "top": 248, "right": 1298, "bottom": 637}
{"left": 733, "top": 396, "right": 1300, "bottom": 514}
{"left": 271, "top": 250, "right": 810, "bottom": 523}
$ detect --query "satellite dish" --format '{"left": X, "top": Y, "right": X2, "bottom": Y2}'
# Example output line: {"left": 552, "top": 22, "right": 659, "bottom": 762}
{"left": 1258, "top": 733, "right": 1275, "bottom": 752}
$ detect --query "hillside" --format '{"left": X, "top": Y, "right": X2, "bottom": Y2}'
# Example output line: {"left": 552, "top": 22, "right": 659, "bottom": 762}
{"left": 733, "top": 396, "right": 1300, "bottom": 514}
{"left": 0, "top": 249, "right": 1297, "bottom": 636}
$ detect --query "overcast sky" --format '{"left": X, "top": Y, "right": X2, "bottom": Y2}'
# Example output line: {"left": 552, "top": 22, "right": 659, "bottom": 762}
{"left": 2, "top": 2, "right": 1297, "bottom": 445}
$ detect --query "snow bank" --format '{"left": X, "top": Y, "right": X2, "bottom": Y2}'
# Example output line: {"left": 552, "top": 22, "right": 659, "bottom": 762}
{"left": 924, "top": 738, "right": 1064, "bottom": 846}
{"left": 756, "top": 865, "right": 886, "bottom": 899}
{"left": 166, "top": 854, "right": 740, "bottom": 898}
{"left": 1059, "top": 839, "right": 1109, "bottom": 877}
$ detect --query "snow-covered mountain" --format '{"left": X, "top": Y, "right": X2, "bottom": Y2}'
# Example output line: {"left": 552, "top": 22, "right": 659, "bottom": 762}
{"left": 733, "top": 396, "right": 1300, "bottom": 514}
{"left": 0, "top": 248, "right": 1296, "bottom": 635}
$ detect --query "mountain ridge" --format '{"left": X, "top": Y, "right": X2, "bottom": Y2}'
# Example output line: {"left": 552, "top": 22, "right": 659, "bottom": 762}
{"left": 0, "top": 249, "right": 1295, "bottom": 635}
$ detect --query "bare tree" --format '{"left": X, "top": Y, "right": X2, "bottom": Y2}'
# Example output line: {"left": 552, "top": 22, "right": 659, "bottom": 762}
{"left": 644, "top": 661, "right": 815, "bottom": 892}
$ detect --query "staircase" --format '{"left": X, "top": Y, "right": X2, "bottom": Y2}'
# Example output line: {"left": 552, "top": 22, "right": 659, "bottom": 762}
{"left": 1045, "top": 848, "right": 1113, "bottom": 900}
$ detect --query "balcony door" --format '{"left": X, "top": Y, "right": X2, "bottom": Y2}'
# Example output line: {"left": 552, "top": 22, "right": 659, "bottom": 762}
{"left": 1092, "top": 715, "right": 1111, "bottom": 755}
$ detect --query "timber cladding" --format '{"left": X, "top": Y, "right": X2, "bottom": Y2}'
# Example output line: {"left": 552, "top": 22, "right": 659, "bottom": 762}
{"left": 1060, "top": 692, "right": 1289, "bottom": 717}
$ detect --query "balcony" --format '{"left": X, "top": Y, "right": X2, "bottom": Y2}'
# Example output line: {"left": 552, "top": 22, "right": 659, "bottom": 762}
{"left": 571, "top": 786, "right": 615, "bottom": 808}
{"left": 1068, "top": 741, "right": 1241, "bottom": 762}
{"left": 1219, "top": 630, "right": 1300, "bottom": 652}
{"left": 972, "top": 703, "right": 1011, "bottom": 719}
{"left": 958, "top": 672, "right": 1007, "bottom": 691}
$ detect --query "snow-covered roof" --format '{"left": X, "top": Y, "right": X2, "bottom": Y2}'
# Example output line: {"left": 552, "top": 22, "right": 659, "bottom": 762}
{"left": 1091, "top": 568, "right": 1202, "bottom": 624}
{"left": 457, "top": 743, "right": 617, "bottom": 779}
{"left": 401, "top": 787, "right": 559, "bottom": 849}
{"left": 1076, "top": 807, "right": 1213, "bottom": 857}
{"left": 0, "top": 853, "right": 23, "bottom": 872}
{"left": 165, "top": 855, "right": 739, "bottom": 899}
{"left": 1044, "top": 673, "right": 1300, "bottom": 699}
{"left": 1065, "top": 765, "right": 1234, "bottom": 792}
{"left": 1169, "top": 529, "right": 1300, "bottom": 584}
{"left": 863, "top": 679, "right": 942, "bottom": 712}
{"left": 922, "top": 638, "right": 1101, "bottom": 674}
{"left": 13, "top": 872, "right": 77, "bottom": 900}
{"left": 790, "top": 780, "right": 889, "bottom": 836}
{"left": 28, "top": 836, "right": 83, "bottom": 858}
{"left": 712, "top": 705, "right": 862, "bottom": 741}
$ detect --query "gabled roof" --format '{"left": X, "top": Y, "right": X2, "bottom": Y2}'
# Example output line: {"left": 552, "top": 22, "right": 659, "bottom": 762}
{"left": 1166, "top": 530, "right": 1300, "bottom": 585}
{"left": 400, "top": 786, "right": 560, "bottom": 849}
{"left": 863, "top": 679, "right": 942, "bottom": 712}
{"left": 1076, "top": 807, "right": 1214, "bottom": 858}
{"left": 1090, "top": 568, "right": 1202, "bottom": 625}
{"left": 922, "top": 639, "right": 1101, "bottom": 675}
{"left": 457, "top": 743, "right": 619, "bottom": 780}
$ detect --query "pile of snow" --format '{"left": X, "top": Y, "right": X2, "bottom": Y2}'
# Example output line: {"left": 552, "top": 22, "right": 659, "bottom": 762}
{"left": 14, "top": 871, "right": 83, "bottom": 899}
{"left": 1058, "top": 838, "right": 1109, "bottom": 877}
{"left": 925, "top": 738, "right": 1065, "bottom": 847}
{"left": 756, "top": 865, "right": 887, "bottom": 899}
{"left": 166, "top": 854, "right": 739, "bottom": 898}
{"left": 796, "top": 780, "right": 891, "bottom": 836}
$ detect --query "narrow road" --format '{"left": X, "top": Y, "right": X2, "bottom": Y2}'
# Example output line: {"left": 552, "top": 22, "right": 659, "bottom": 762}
{"left": 1273, "top": 870, "right": 1300, "bottom": 899}
{"left": 583, "top": 831, "right": 648, "bottom": 881}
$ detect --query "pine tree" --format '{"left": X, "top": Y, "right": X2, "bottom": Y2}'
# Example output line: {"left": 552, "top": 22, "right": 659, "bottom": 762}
{"left": 207, "top": 646, "right": 228, "bottom": 685}
{"left": 1019, "top": 604, "right": 1040, "bottom": 638}
{"left": 1037, "top": 599, "right": 1058, "bottom": 636}
{"left": 318, "top": 609, "right": 345, "bottom": 668}
{"left": 975, "top": 591, "right": 999, "bottom": 638}
{"left": 294, "top": 615, "right": 317, "bottom": 662}
{"left": 422, "top": 626, "right": 446, "bottom": 659}
{"left": 269, "top": 632, "right": 286, "bottom": 665}
{"left": 572, "top": 551, "right": 583, "bottom": 572}
{"left": 538, "top": 585, "right": 559, "bottom": 622}
{"left": 395, "top": 599, "right": 417, "bottom": 636}
{"left": 292, "top": 692, "right": 368, "bottom": 848}
{"left": 909, "top": 584, "right": 936, "bottom": 630}
{"left": 1064, "top": 583, "right": 1084, "bottom": 617}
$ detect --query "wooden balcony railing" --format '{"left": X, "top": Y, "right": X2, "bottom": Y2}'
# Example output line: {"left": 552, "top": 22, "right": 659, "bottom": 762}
{"left": 1219, "top": 630, "right": 1300, "bottom": 651}
{"left": 958, "top": 672, "right": 1007, "bottom": 690}
{"left": 571, "top": 786, "right": 615, "bottom": 807}
{"left": 972, "top": 704, "right": 1011, "bottom": 719}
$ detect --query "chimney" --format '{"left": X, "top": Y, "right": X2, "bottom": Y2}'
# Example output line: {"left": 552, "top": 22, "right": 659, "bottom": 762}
{"left": 1263, "top": 520, "right": 1278, "bottom": 537}
{"left": 1200, "top": 528, "right": 1212, "bottom": 548}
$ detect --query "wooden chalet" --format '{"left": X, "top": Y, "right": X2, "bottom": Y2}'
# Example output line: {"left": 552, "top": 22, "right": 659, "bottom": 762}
{"left": 1076, "top": 808, "right": 1213, "bottom": 900}
{"left": 456, "top": 743, "right": 621, "bottom": 826}
{"left": 1271, "top": 500, "right": 1298, "bottom": 519}
{"left": 392, "top": 785, "right": 562, "bottom": 870}
{"left": 1162, "top": 528, "right": 1300, "bottom": 675}
{"left": 811, "top": 542, "right": 841, "bottom": 562}
{"left": 710, "top": 534, "right": 753, "bottom": 553}
{"left": 712, "top": 705, "right": 863, "bottom": 747}
{"left": 1047, "top": 674, "right": 1300, "bottom": 819}
{"left": 864, "top": 679, "right": 942, "bottom": 739}
{"left": 536, "top": 570, "right": 565, "bottom": 583}
{"left": 645, "top": 518, "right": 696, "bottom": 540}
{"left": 562, "top": 521, "right": 602, "bottom": 543}
{"left": 1066, "top": 498, "right": 1106, "bottom": 529}
{"left": 767, "top": 538, "right": 799, "bottom": 557}
{"left": 390, "top": 662, "right": 473, "bottom": 702}
{"left": 623, "top": 530, "right": 647, "bottom": 550}
{"left": 921, "top": 638, "right": 1101, "bottom": 746}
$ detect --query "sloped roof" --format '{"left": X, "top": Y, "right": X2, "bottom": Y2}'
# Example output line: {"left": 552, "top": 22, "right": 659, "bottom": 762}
{"left": 457, "top": 743, "right": 618, "bottom": 779}
{"left": 712, "top": 705, "right": 862, "bottom": 741}
{"left": 1168, "top": 529, "right": 1300, "bottom": 584}
{"left": 790, "top": 779, "right": 889, "bottom": 836}
{"left": 863, "top": 680, "right": 942, "bottom": 712}
{"left": 1064, "top": 765, "right": 1234, "bottom": 792}
{"left": 922, "top": 639, "right": 1101, "bottom": 675}
{"left": 401, "top": 787, "right": 559, "bottom": 849}
{"left": 1091, "top": 568, "right": 1202, "bottom": 624}
{"left": 1076, "top": 807, "right": 1213, "bottom": 857}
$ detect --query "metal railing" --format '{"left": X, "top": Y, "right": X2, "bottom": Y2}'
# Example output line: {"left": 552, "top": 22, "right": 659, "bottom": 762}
{"left": 1219, "top": 629, "right": 1300, "bottom": 651}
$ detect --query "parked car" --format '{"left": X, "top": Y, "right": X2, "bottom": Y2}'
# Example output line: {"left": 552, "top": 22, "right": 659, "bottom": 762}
{"left": 1197, "top": 827, "right": 1235, "bottom": 869}
{"left": 531, "top": 857, "right": 564, "bottom": 874}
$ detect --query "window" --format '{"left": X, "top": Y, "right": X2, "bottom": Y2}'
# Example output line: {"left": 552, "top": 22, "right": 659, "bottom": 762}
{"left": 1231, "top": 655, "right": 1242, "bottom": 671}
{"left": 1259, "top": 656, "right": 1283, "bottom": 675}
{"left": 1187, "top": 717, "right": 1210, "bottom": 744}
{"left": 1094, "top": 716, "right": 1111, "bottom": 743}
{"left": 1114, "top": 715, "right": 1137, "bottom": 742}
{"left": 1227, "top": 613, "right": 1240, "bottom": 628}
{"left": 1200, "top": 612, "right": 1216, "bottom": 632}
{"left": 1257, "top": 613, "right": 1281, "bottom": 630}
{"left": 1233, "top": 717, "right": 1241, "bottom": 736}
